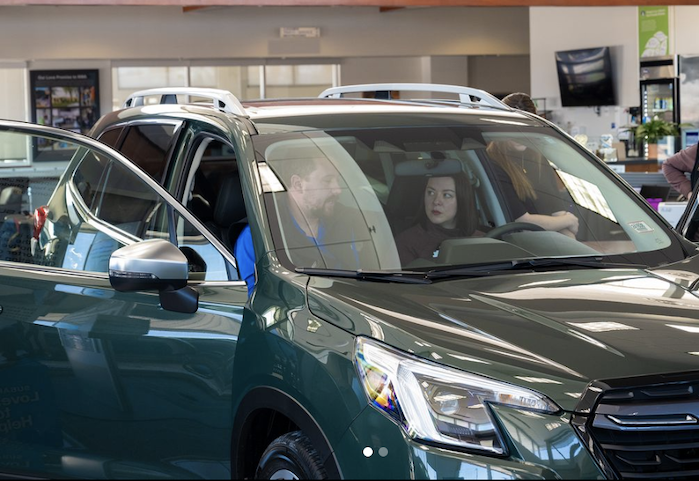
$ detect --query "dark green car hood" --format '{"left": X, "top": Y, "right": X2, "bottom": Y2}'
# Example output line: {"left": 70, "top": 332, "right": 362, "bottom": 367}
{"left": 307, "top": 256, "right": 699, "bottom": 411}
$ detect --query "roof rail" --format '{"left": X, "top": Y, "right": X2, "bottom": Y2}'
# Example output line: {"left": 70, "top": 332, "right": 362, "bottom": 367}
{"left": 123, "top": 87, "right": 248, "bottom": 117}
{"left": 319, "top": 83, "right": 508, "bottom": 109}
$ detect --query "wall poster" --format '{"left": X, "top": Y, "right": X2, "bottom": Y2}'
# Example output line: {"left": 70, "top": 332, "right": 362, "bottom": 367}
{"left": 29, "top": 70, "right": 100, "bottom": 157}
{"left": 639, "top": 6, "right": 670, "bottom": 58}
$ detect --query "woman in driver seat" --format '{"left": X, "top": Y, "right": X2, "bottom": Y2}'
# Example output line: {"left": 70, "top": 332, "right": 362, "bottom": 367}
{"left": 486, "top": 140, "right": 579, "bottom": 239}
{"left": 395, "top": 173, "right": 483, "bottom": 265}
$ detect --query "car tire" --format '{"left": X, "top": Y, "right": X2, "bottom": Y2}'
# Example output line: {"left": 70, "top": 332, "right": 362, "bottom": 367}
{"left": 255, "top": 430, "right": 327, "bottom": 480}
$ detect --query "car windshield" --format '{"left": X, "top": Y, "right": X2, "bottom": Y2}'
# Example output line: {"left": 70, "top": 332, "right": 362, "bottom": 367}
{"left": 252, "top": 112, "right": 686, "bottom": 274}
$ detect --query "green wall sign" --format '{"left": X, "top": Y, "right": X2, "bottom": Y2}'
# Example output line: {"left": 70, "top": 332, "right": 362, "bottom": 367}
{"left": 639, "top": 6, "right": 670, "bottom": 58}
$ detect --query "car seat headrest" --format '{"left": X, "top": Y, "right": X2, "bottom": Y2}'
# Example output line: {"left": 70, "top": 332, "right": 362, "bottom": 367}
{"left": 0, "top": 186, "right": 22, "bottom": 206}
{"left": 214, "top": 172, "right": 246, "bottom": 227}
{"left": 394, "top": 158, "right": 463, "bottom": 177}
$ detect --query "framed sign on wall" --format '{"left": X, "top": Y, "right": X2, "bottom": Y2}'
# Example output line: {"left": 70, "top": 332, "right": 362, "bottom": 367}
{"left": 29, "top": 69, "right": 100, "bottom": 160}
{"left": 30, "top": 69, "right": 100, "bottom": 139}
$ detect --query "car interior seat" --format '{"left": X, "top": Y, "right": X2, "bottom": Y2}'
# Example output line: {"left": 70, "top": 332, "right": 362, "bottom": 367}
{"left": 209, "top": 171, "right": 248, "bottom": 252}
{"left": 188, "top": 169, "right": 216, "bottom": 224}
{"left": 385, "top": 173, "right": 428, "bottom": 236}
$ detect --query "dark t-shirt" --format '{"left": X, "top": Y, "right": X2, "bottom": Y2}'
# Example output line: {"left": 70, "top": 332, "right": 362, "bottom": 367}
{"left": 396, "top": 221, "right": 482, "bottom": 265}
{"left": 491, "top": 163, "right": 535, "bottom": 220}
{"left": 522, "top": 150, "right": 573, "bottom": 215}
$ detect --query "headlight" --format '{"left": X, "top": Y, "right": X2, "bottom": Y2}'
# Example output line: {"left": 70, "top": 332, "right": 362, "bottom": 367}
{"left": 354, "top": 337, "right": 561, "bottom": 455}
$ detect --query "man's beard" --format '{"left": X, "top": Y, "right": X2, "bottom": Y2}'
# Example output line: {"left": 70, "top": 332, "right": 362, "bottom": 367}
{"left": 311, "top": 198, "right": 336, "bottom": 220}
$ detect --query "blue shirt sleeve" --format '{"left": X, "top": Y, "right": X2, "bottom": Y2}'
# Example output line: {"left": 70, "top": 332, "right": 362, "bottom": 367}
{"left": 233, "top": 224, "right": 255, "bottom": 296}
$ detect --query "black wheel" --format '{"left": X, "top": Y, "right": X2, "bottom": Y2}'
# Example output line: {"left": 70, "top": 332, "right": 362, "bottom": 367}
{"left": 486, "top": 221, "right": 545, "bottom": 240}
{"left": 255, "top": 431, "right": 327, "bottom": 480}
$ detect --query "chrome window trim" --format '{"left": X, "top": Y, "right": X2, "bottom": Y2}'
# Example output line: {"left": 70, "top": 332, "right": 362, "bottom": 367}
{"left": 0, "top": 261, "right": 110, "bottom": 280}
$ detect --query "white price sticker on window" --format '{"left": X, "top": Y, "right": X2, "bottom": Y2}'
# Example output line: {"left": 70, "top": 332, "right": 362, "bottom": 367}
{"left": 628, "top": 220, "right": 654, "bottom": 233}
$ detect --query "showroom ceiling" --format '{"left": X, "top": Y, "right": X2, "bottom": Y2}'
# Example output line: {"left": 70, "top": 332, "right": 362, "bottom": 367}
{"left": 2, "top": 0, "right": 699, "bottom": 6}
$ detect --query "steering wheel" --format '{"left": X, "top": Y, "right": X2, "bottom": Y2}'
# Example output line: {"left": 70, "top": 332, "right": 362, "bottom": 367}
{"left": 486, "top": 222, "right": 545, "bottom": 240}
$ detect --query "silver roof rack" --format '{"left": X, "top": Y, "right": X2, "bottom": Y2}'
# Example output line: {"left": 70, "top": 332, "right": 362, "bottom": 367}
{"left": 123, "top": 87, "right": 248, "bottom": 117}
{"left": 319, "top": 83, "right": 508, "bottom": 109}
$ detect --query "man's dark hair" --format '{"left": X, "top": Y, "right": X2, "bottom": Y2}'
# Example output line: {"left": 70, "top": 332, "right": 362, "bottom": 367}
{"left": 275, "top": 157, "right": 321, "bottom": 187}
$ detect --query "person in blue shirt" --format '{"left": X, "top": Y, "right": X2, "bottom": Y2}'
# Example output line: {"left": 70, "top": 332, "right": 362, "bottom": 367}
{"left": 235, "top": 155, "right": 349, "bottom": 296}
{"left": 234, "top": 224, "right": 255, "bottom": 296}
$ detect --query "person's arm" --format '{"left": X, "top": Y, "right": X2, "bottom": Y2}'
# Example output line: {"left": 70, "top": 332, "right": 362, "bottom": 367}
{"left": 516, "top": 211, "right": 579, "bottom": 238}
{"left": 233, "top": 224, "right": 255, "bottom": 296}
{"left": 662, "top": 144, "right": 697, "bottom": 198}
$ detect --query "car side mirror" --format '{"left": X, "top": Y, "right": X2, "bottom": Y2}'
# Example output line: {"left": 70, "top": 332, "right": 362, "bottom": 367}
{"left": 109, "top": 239, "right": 199, "bottom": 314}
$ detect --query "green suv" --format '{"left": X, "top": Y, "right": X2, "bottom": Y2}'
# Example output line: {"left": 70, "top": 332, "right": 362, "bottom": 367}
{"left": 2, "top": 84, "right": 699, "bottom": 480}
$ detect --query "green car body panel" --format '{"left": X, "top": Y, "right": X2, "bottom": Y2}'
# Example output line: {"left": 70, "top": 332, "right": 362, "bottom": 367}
{"left": 2, "top": 87, "right": 699, "bottom": 480}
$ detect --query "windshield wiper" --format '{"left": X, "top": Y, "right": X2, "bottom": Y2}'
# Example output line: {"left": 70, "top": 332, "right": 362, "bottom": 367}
{"left": 516, "top": 257, "right": 643, "bottom": 269}
{"left": 295, "top": 267, "right": 432, "bottom": 284}
{"left": 425, "top": 257, "right": 643, "bottom": 280}
{"left": 297, "top": 258, "right": 643, "bottom": 283}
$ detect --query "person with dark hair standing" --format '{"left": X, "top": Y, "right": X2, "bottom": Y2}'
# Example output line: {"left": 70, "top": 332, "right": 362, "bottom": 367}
{"left": 395, "top": 173, "right": 482, "bottom": 265}
{"left": 502, "top": 92, "right": 538, "bottom": 114}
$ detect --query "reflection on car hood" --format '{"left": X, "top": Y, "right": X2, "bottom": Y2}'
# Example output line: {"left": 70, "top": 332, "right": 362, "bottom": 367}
{"left": 307, "top": 256, "right": 699, "bottom": 411}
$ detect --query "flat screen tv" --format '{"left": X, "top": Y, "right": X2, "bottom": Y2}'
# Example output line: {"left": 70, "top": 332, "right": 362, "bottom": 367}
{"left": 555, "top": 47, "right": 616, "bottom": 107}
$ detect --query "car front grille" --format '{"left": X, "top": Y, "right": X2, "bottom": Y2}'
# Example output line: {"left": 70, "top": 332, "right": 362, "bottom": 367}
{"left": 588, "top": 382, "right": 699, "bottom": 479}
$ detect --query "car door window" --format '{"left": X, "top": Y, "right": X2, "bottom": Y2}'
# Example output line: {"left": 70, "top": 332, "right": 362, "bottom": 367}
{"left": 14, "top": 134, "right": 232, "bottom": 283}
{"left": 180, "top": 138, "right": 244, "bottom": 281}
{"left": 96, "top": 127, "right": 240, "bottom": 282}
{"left": 49, "top": 150, "right": 234, "bottom": 282}
{"left": 48, "top": 150, "right": 170, "bottom": 272}
{"left": 184, "top": 139, "right": 243, "bottom": 229}
{"left": 0, "top": 125, "right": 240, "bottom": 284}
{"left": 118, "top": 123, "right": 178, "bottom": 182}
{"left": 96, "top": 127, "right": 123, "bottom": 148}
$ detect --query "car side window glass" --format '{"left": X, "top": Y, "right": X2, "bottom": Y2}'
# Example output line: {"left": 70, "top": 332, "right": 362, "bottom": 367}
{"left": 93, "top": 160, "right": 169, "bottom": 240}
{"left": 184, "top": 139, "right": 239, "bottom": 225}
{"left": 176, "top": 213, "right": 232, "bottom": 281}
{"left": 182, "top": 139, "right": 248, "bottom": 282}
{"left": 97, "top": 127, "right": 123, "bottom": 148}
{"left": 118, "top": 124, "right": 177, "bottom": 182}
{"left": 73, "top": 149, "right": 110, "bottom": 212}
{"left": 34, "top": 149, "right": 170, "bottom": 273}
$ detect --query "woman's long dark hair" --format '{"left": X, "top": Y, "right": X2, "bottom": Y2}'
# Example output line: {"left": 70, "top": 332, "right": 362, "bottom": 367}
{"left": 418, "top": 172, "right": 479, "bottom": 235}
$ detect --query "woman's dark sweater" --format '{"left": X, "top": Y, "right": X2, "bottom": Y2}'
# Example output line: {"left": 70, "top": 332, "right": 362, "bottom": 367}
{"left": 396, "top": 221, "right": 481, "bottom": 265}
